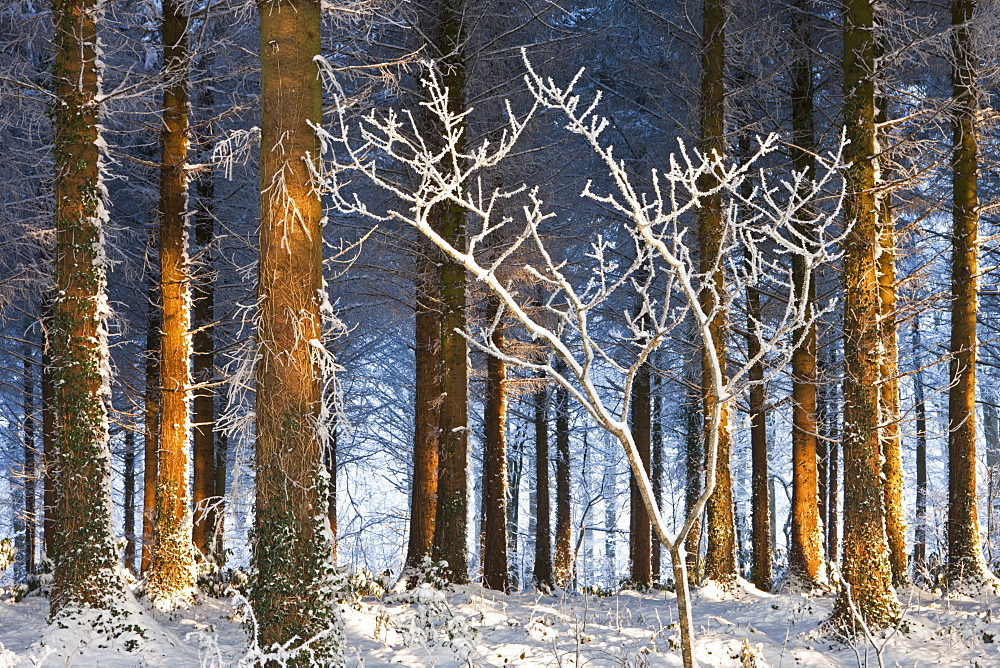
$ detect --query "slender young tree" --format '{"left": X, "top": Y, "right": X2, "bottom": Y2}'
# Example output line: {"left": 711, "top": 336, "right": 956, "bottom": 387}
{"left": 947, "top": 0, "right": 993, "bottom": 588}
{"left": 832, "top": 0, "right": 899, "bottom": 628}
{"left": 50, "top": 0, "right": 127, "bottom": 613}
{"left": 147, "top": 0, "right": 197, "bottom": 608}
{"left": 481, "top": 297, "right": 509, "bottom": 591}
{"left": 253, "top": 0, "right": 340, "bottom": 655}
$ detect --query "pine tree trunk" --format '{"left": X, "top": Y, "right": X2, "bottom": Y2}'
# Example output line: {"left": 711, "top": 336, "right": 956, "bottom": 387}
{"left": 912, "top": 317, "right": 928, "bottom": 568}
{"left": 124, "top": 427, "right": 136, "bottom": 573}
{"left": 787, "top": 0, "right": 825, "bottom": 588}
{"left": 826, "top": 363, "right": 840, "bottom": 564}
{"left": 23, "top": 348, "right": 36, "bottom": 576}
{"left": 254, "top": 0, "right": 340, "bottom": 656}
{"left": 651, "top": 389, "right": 663, "bottom": 582}
{"left": 877, "top": 197, "right": 908, "bottom": 587}
{"left": 50, "top": 0, "right": 126, "bottom": 612}
{"left": 427, "top": 0, "right": 471, "bottom": 585}
{"left": 142, "top": 278, "right": 161, "bottom": 574}
{"left": 948, "top": 0, "right": 992, "bottom": 588}
{"left": 683, "top": 364, "right": 703, "bottom": 578}
{"left": 41, "top": 333, "right": 56, "bottom": 561}
{"left": 148, "top": 0, "right": 197, "bottom": 608}
{"left": 327, "top": 425, "right": 337, "bottom": 562}
{"left": 192, "top": 108, "right": 218, "bottom": 560}
{"left": 832, "top": 0, "right": 899, "bottom": 628}
{"left": 554, "top": 372, "right": 573, "bottom": 589}
{"left": 746, "top": 274, "right": 772, "bottom": 590}
{"left": 699, "top": 0, "right": 736, "bottom": 585}
{"left": 406, "top": 250, "right": 440, "bottom": 575}
{"left": 629, "top": 362, "right": 652, "bottom": 587}
{"left": 533, "top": 379, "right": 553, "bottom": 590}
{"left": 481, "top": 299, "right": 509, "bottom": 592}
{"left": 507, "top": 437, "right": 522, "bottom": 590}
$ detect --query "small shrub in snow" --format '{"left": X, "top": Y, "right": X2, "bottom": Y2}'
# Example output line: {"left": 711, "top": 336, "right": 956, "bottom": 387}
{"left": 0, "top": 539, "right": 14, "bottom": 574}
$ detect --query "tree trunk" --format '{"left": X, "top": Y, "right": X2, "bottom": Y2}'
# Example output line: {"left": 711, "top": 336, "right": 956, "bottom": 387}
{"left": 746, "top": 272, "right": 772, "bottom": 591}
{"left": 507, "top": 436, "right": 522, "bottom": 590}
{"left": 912, "top": 316, "right": 928, "bottom": 568}
{"left": 533, "top": 378, "right": 553, "bottom": 590}
{"left": 124, "top": 426, "right": 137, "bottom": 573}
{"left": 832, "top": 0, "right": 899, "bottom": 628}
{"left": 683, "top": 365, "right": 703, "bottom": 578}
{"left": 481, "top": 299, "right": 509, "bottom": 592}
{"left": 787, "top": 0, "right": 825, "bottom": 589}
{"left": 328, "top": 424, "right": 337, "bottom": 563}
{"left": 215, "top": 429, "right": 227, "bottom": 563}
{"left": 651, "top": 389, "right": 663, "bottom": 582}
{"left": 142, "top": 277, "right": 161, "bottom": 574}
{"left": 826, "top": 360, "right": 840, "bottom": 564}
{"left": 148, "top": 0, "right": 197, "bottom": 608}
{"left": 877, "top": 196, "right": 908, "bottom": 587}
{"left": 41, "top": 331, "right": 56, "bottom": 561}
{"left": 948, "top": 0, "right": 992, "bottom": 589}
{"left": 554, "top": 367, "right": 573, "bottom": 589}
{"left": 254, "top": 0, "right": 340, "bottom": 656}
{"left": 50, "top": 0, "right": 127, "bottom": 612}
{"left": 405, "top": 249, "right": 440, "bottom": 575}
{"left": 23, "top": 346, "right": 36, "bottom": 576}
{"left": 192, "top": 98, "right": 218, "bottom": 560}
{"left": 426, "top": 0, "right": 471, "bottom": 585}
{"left": 699, "top": 0, "right": 737, "bottom": 586}
{"left": 629, "top": 361, "right": 652, "bottom": 587}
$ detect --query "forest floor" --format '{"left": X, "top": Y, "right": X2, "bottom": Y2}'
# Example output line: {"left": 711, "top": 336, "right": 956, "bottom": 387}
{"left": 1, "top": 576, "right": 1000, "bottom": 666}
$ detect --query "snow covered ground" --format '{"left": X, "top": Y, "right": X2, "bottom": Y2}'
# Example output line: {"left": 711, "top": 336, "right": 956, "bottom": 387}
{"left": 2, "top": 579, "right": 1000, "bottom": 666}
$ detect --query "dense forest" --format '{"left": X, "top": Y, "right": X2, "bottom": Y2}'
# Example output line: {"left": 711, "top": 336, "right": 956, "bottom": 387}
{"left": 2, "top": 0, "right": 1000, "bottom": 665}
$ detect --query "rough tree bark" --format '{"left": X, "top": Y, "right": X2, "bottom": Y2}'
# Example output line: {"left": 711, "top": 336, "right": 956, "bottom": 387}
{"left": 142, "top": 278, "right": 160, "bottom": 574}
{"left": 405, "top": 247, "right": 440, "bottom": 575}
{"left": 831, "top": 0, "right": 899, "bottom": 628}
{"left": 877, "top": 195, "right": 908, "bottom": 587}
{"left": 947, "top": 0, "right": 993, "bottom": 589}
{"left": 787, "top": 0, "right": 824, "bottom": 589}
{"left": 50, "top": 0, "right": 127, "bottom": 613}
{"left": 254, "top": 0, "right": 340, "bottom": 656}
{"left": 192, "top": 84, "right": 219, "bottom": 561}
{"left": 699, "top": 0, "right": 736, "bottom": 585}
{"left": 147, "top": 0, "right": 197, "bottom": 608}
{"left": 426, "top": 0, "right": 471, "bottom": 585}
